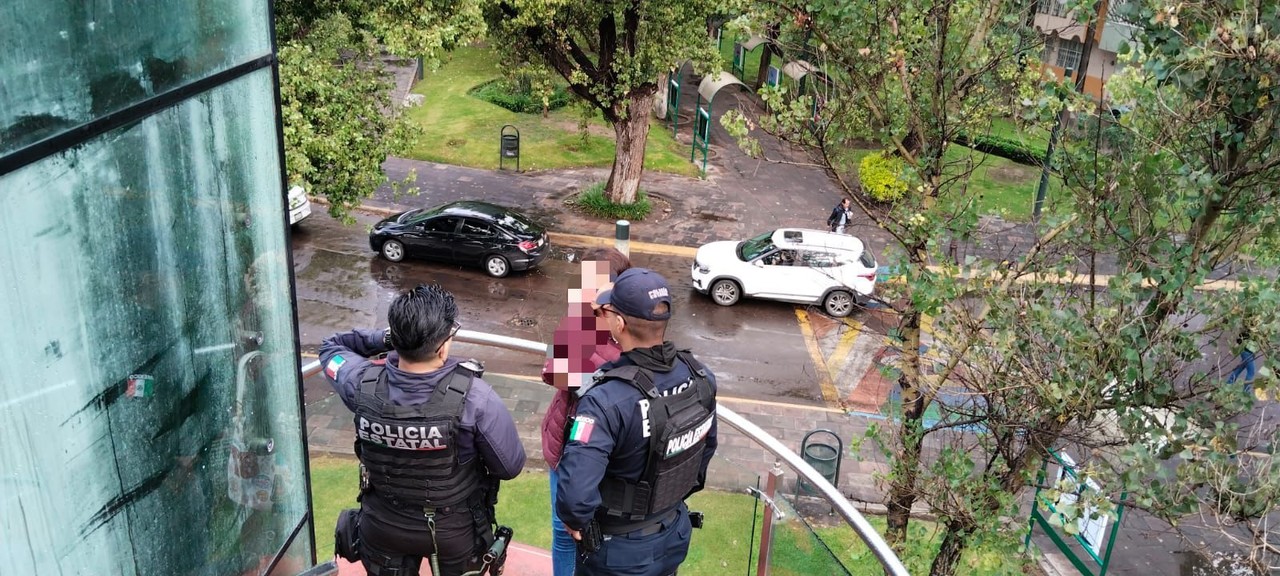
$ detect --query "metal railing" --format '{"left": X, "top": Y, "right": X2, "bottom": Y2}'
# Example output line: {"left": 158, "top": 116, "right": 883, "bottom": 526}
{"left": 300, "top": 329, "right": 909, "bottom": 576}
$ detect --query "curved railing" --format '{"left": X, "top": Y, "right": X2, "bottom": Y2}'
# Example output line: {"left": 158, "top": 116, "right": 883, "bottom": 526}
{"left": 299, "top": 329, "right": 909, "bottom": 576}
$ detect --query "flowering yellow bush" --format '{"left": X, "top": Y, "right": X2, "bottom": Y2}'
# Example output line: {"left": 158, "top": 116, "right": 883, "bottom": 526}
{"left": 858, "top": 152, "right": 909, "bottom": 202}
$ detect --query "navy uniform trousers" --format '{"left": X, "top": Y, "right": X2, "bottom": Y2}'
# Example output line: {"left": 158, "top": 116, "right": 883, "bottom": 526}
{"left": 577, "top": 504, "right": 692, "bottom": 576}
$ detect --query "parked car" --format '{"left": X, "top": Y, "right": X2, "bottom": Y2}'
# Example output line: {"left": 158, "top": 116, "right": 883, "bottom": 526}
{"left": 691, "top": 228, "right": 877, "bottom": 317}
{"left": 287, "top": 185, "right": 312, "bottom": 226}
{"left": 369, "top": 201, "right": 549, "bottom": 278}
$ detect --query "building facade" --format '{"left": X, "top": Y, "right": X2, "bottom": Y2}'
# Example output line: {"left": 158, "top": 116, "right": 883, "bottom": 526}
{"left": 1035, "top": 0, "right": 1136, "bottom": 101}
{"left": 0, "top": 1, "right": 313, "bottom": 574}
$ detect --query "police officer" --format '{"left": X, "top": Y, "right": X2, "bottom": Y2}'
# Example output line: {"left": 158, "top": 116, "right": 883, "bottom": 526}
{"left": 320, "top": 284, "right": 526, "bottom": 576}
{"left": 556, "top": 268, "right": 718, "bottom": 576}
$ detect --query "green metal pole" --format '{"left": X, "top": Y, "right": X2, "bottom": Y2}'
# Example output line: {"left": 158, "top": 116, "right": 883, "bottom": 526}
{"left": 701, "top": 104, "right": 711, "bottom": 177}
{"left": 1024, "top": 459, "right": 1048, "bottom": 552}
{"left": 690, "top": 95, "right": 701, "bottom": 163}
{"left": 1034, "top": 68, "right": 1072, "bottom": 221}
{"left": 1097, "top": 493, "right": 1126, "bottom": 576}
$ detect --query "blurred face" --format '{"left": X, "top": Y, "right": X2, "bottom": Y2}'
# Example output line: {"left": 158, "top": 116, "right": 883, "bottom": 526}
{"left": 570, "top": 260, "right": 613, "bottom": 305}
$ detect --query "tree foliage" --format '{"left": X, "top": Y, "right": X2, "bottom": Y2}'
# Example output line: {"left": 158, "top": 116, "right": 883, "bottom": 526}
{"left": 484, "top": 0, "right": 721, "bottom": 203}
{"left": 725, "top": 0, "right": 1280, "bottom": 573}
{"left": 274, "top": 0, "right": 485, "bottom": 220}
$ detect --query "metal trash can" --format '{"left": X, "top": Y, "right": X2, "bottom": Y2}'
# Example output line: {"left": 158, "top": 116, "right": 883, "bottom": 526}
{"left": 797, "top": 429, "right": 842, "bottom": 496}
{"left": 499, "top": 124, "right": 520, "bottom": 171}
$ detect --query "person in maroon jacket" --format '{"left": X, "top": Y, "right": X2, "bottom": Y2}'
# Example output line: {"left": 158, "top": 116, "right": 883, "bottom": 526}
{"left": 541, "top": 247, "right": 631, "bottom": 576}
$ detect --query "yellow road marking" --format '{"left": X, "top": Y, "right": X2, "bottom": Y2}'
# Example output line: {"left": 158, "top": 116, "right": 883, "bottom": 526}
{"left": 794, "top": 308, "right": 843, "bottom": 409}
{"left": 826, "top": 319, "right": 863, "bottom": 384}
{"left": 549, "top": 232, "right": 698, "bottom": 258}
{"left": 339, "top": 197, "right": 1245, "bottom": 292}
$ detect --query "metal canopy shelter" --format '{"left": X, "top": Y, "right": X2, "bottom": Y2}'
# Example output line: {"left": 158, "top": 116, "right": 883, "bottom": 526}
{"left": 691, "top": 71, "right": 749, "bottom": 176}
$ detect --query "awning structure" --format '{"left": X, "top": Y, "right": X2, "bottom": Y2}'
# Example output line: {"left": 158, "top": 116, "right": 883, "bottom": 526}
{"left": 782, "top": 60, "right": 818, "bottom": 82}
{"left": 740, "top": 35, "right": 770, "bottom": 51}
{"left": 697, "top": 71, "right": 749, "bottom": 104}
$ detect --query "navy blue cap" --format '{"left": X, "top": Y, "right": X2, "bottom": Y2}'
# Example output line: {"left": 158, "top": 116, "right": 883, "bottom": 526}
{"left": 595, "top": 268, "right": 672, "bottom": 321}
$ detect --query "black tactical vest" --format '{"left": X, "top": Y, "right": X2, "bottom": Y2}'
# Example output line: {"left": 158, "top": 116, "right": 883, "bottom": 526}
{"left": 596, "top": 351, "right": 716, "bottom": 522}
{"left": 353, "top": 362, "right": 483, "bottom": 509}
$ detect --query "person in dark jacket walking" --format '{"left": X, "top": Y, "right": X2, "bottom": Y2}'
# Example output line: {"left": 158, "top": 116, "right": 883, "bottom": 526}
{"left": 320, "top": 284, "right": 526, "bottom": 576}
{"left": 827, "top": 198, "right": 853, "bottom": 234}
{"left": 556, "top": 268, "right": 718, "bottom": 576}
{"left": 541, "top": 247, "right": 631, "bottom": 576}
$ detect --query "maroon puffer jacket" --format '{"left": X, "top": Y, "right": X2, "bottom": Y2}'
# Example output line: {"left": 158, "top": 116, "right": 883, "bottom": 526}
{"left": 540, "top": 303, "right": 620, "bottom": 469}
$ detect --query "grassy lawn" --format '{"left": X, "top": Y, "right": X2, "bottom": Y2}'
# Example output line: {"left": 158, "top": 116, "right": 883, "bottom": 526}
{"left": 403, "top": 46, "right": 698, "bottom": 177}
{"left": 309, "top": 457, "right": 1029, "bottom": 574}
{"left": 833, "top": 145, "right": 1068, "bottom": 222}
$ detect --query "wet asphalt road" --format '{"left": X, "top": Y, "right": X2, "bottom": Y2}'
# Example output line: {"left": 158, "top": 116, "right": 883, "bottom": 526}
{"left": 290, "top": 211, "right": 825, "bottom": 405}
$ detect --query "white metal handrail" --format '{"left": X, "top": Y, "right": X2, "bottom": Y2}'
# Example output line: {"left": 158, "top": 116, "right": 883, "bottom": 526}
{"left": 301, "top": 330, "right": 909, "bottom": 575}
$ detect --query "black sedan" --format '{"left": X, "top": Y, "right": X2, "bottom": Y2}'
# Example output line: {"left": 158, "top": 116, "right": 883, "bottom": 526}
{"left": 369, "top": 201, "right": 550, "bottom": 277}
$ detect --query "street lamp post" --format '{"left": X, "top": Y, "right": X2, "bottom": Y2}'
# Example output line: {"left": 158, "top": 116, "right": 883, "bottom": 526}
{"left": 1034, "top": 68, "right": 1072, "bottom": 221}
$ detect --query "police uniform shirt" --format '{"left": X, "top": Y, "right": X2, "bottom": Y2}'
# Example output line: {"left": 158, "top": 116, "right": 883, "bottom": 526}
{"left": 555, "top": 343, "right": 718, "bottom": 531}
{"left": 320, "top": 328, "right": 527, "bottom": 526}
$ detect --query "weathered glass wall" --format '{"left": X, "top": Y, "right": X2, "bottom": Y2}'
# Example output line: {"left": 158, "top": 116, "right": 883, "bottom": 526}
{"left": 0, "top": 2, "right": 311, "bottom": 575}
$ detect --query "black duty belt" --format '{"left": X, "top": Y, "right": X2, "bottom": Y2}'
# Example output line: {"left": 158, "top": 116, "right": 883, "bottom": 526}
{"left": 601, "top": 507, "right": 680, "bottom": 537}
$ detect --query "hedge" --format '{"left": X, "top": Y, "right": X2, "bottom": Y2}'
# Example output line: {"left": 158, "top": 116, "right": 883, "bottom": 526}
{"left": 469, "top": 79, "right": 575, "bottom": 114}
{"left": 951, "top": 132, "right": 1042, "bottom": 166}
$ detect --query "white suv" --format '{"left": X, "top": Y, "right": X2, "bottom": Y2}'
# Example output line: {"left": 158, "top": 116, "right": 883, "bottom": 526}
{"left": 691, "top": 228, "right": 877, "bottom": 317}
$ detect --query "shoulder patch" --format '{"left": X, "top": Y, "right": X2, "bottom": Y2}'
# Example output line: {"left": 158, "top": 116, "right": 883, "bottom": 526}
{"left": 324, "top": 355, "right": 347, "bottom": 380}
{"left": 568, "top": 416, "right": 596, "bottom": 444}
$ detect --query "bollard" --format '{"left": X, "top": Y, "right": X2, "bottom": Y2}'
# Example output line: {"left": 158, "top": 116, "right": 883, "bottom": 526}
{"left": 615, "top": 220, "right": 630, "bottom": 257}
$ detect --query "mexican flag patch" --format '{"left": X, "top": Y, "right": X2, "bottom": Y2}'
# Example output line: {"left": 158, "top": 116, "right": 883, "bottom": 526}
{"left": 324, "top": 355, "right": 346, "bottom": 380}
{"left": 126, "top": 374, "right": 155, "bottom": 398}
{"left": 568, "top": 416, "right": 595, "bottom": 444}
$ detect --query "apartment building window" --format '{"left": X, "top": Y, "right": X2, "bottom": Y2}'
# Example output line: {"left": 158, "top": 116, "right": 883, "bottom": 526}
{"left": 1057, "top": 39, "right": 1083, "bottom": 71}
{"left": 1038, "top": 0, "right": 1071, "bottom": 17}
{"left": 1042, "top": 35, "right": 1058, "bottom": 62}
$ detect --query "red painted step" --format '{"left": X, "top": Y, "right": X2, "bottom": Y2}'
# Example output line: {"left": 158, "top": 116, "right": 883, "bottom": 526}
{"left": 330, "top": 542, "right": 552, "bottom": 576}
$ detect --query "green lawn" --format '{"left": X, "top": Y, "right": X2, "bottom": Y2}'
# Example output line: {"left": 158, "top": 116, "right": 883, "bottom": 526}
{"left": 833, "top": 145, "right": 1068, "bottom": 222}
{"left": 403, "top": 46, "right": 698, "bottom": 177}
{"left": 308, "top": 457, "right": 1030, "bottom": 574}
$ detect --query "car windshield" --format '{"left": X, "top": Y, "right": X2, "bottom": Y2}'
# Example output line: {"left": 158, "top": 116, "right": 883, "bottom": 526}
{"left": 398, "top": 205, "right": 448, "bottom": 224}
{"left": 737, "top": 230, "right": 776, "bottom": 261}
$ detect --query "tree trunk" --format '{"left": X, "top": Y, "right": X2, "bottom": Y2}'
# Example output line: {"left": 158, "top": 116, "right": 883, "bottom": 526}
{"left": 929, "top": 524, "right": 971, "bottom": 576}
{"left": 885, "top": 308, "right": 927, "bottom": 551}
{"left": 604, "top": 92, "right": 654, "bottom": 204}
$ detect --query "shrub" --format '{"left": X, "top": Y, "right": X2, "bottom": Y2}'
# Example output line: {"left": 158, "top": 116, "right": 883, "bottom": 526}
{"left": 859, "top": 152, "right": 909, "bottom": 202}
{"left": 469, "top": 79, "right": 574, "bottom": 114}
{"left": 570, "top": 182, "right": 652, "bottom": 221}
{"left": 952, "top": 132, "right": 1042, "bottom": 166}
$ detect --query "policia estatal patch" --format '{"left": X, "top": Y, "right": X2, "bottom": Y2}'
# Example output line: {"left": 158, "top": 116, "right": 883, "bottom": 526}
{"left": 356, "top": 417, "right": 447, "bottom": 450}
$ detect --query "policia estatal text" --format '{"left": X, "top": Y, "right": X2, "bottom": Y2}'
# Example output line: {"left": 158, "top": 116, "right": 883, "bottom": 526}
{"left": 557, "top": 268, "right": 718, "bottom": 576}
{"left": 322, "top": 285, "right": 526, "bottom": 576}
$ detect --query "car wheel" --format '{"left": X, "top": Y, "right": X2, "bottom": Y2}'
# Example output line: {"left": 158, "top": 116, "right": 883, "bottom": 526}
{"left": 710, "top": 279, "right": 740, "bottom": 306}
{"left": 484, "top": 255, "right": 510, "bottom": 278}
{"left": 381, "top": 240, "right": 405, "bottom": 262}
{"left": 823, "top": 290, "right": 855, "bottom": 318}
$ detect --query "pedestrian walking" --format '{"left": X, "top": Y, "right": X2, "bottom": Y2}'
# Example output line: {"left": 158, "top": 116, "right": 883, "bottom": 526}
{"left": 1228, "top": 328, "right": 1258, "bottom": 386}
{"left": 827, "top": 198, "right": 853, "bottom": 234}
{"left": 321, "top": 284, "right": 526, "bottom": 576}
{"left": 541, "top": 247, "right": 631, "bottom": 576}
{"left": 556, "top": 268, "right": 719, "bottom": 576}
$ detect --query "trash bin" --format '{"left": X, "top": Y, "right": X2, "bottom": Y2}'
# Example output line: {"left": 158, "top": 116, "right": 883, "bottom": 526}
{"left": 499, "top": 124, "right": 520, "bottom": 171}
{"left": 797, "top": 429, "right": 842, "bottom": 496}
{"left": 500, "top": 135, "right": 519, "bottom": 157}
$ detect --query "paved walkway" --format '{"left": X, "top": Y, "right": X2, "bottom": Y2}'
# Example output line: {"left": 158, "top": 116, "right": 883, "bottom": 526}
{"left": 319, "top": 60, "right": 1253, "bottom": 575}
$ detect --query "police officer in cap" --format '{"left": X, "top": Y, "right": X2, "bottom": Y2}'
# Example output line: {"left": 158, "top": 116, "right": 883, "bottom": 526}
{"left": 320, "top": 284, "right": 526, "bottom": 575}
{"left": 556, "top": 268, "right": 718, "bottom": 576}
